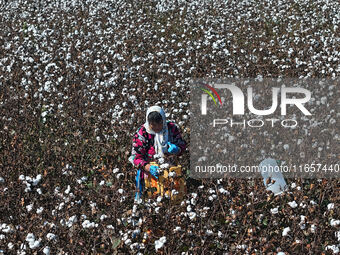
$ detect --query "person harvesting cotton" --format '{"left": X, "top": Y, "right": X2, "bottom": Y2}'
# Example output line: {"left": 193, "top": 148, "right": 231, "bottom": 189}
{"left": 128, "top": 105, "right": 187, "bottom": 201}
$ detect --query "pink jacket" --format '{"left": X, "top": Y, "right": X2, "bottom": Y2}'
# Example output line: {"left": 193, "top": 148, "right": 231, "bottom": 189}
{"left": 129, "top": 121, "right": 187, "bottom": 168}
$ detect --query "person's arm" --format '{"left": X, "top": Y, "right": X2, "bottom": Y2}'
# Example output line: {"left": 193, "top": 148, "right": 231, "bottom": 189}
{"left": 130, "top": 127, "right": 149, "bottom": 169}
{"left": 168, "top": 122, "right": 187, "bottom": 156}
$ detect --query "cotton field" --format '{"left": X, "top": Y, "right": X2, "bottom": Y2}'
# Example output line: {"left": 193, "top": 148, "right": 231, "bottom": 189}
{"left": 0, "top": 0, "right": 339, "bottom": 254}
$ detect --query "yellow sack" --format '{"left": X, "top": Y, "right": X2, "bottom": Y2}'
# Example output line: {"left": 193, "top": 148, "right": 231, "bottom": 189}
{"left": 144, "top": 162, "right": 187, "bottom": 203}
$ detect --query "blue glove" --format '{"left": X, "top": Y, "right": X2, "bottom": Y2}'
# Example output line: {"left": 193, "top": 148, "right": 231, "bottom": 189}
{"left": 149, "top": 165, "right": 159, "bottom": 179}
{"left": 167, "top": 142, "right": 179, "bottom": 154}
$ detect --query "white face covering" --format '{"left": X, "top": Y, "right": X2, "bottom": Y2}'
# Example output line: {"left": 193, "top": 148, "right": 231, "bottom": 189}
{"left": 144, "top": 105, "right": 169, "bottom": 158}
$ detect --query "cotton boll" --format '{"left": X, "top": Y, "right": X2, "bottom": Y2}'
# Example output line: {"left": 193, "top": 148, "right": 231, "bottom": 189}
{"left": 46, "top": 233, "right": 56, "bottom": 241}
{"left": 100, "top": 214, "right": 108, "bottom": 221}
{"left": 155, "top": 236, "right": 166, "bottom": 251}
{"left": 64, "top": 185, "right": 71, "bottom": 194}
{"left": 174, "top": 226, "right": 181, "bottom": 232}
{"left": 188, "top": 212, "right": 196, "bottom": 220}
{"left": 169, "top": 171, "right": 176, "bottom": 177}
{"left": 282, "top": 227, "right": 291, "bottom": 236}
{"left": 26, "top": 204, "right": 34, "bottom": 212}
{"left": 8, "top": 242, "right": 14, "bottom": 249}
{"left": 328, "top": 203, "right": 335, "bottom": 210}
{"left": 43, "top": 246, "right": 50, "bottom": 255}
{"left": 271, "top": 207, "right": 279, "bottom": 214}
{"left": 36, "top": 207, "right": 44, "bottom": 214}
{"left": 206, "top": 230, "right": 213, "bottom": 236}
{"left": 310, "top": 224, "right": 317, "bottom": 233}
{"left": 171, "top": 189, "right": 179, "bottom": 196}
{"left": 288, "top": 201, "right": 298, "bottom": 208}
{"left": 330, "top": 219, "right": 340, "bottom": 227}
{"left": 116, "top": 173, "right": 124, "bottom": 179}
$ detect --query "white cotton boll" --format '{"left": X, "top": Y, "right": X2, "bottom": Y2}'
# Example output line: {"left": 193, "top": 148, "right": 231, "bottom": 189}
{"left": 277, "top": 252, "right": 286, "bottom": 255}
{"left": 168, "top": 171, "right": 176, "bottom": 177}
{"left": 64, "top": 185, "right": 71, "bottom": 194}
{"left": 155, "top": 236, "right": 166, "bottom": 251}
{"left": 330, "top": 219, "right": 340, "bottom": 227}
{"left": 328, "top": 203, "right": 335, "bottom": 210}
{"left": 118, "top": 189, "right": 124, "bottom": 194}
{"left": 100, "top": 215, "right": 108, "bottom": 221}
{"left": 188, "top": 212, "right": 196, "bottom": 220}
{"left": 160, "top": 164, "right": 169, "bottom": 170}
{"left": 36, "top": 207, "right": 44, "bottom": 214}
{"left": 157, "top": 196, "right": 162, "bottom": 203}
{"left": 174, "top": 226, "right": 181, "bottom": 232}
{"left": 29, "top": 239, "right": 41, "bottom": 249}
{"left": 19, "top": 243, "right": 26, "bottom": 250}
{"left": 283, "top": 144, "right": 289, "bottom": 150}
{"left": 206, "top": 230, "right": 213, "bottom": 236}
{"left": 282, "top": 227, "right": 291, "bottom": 236}
{"left": 8, "top": 242, "right": 14, "bottom": 249}
{"left": 288, "top": 201, "right": 298, "bottom": 208}
{"left": 325, "top": 245, "right": 339, "bottom": 254}
{"left": 0, "top": 177, "right": 4, "bottom": 183}
{"left": 271, "top": 207, "right": 279, "bottom": 214}
{"left": 171, "top": 189, "right": 179, "bottom": 196}
{"left": 66, "top": 215, "right": 77, "bottom": 228}
{"left": 310, "top": 224, "right": 317, "bottom": 233}
{"left": 19, "top": 175, "right": 25, "bottom": 181}
{"left": 218, "top": 187, "right": 229, "bottom": 195}
{"left": 26, "top": 233, "right": 35, "bottom": 242}
{"left": 208, "top": 188, "right": 215, "bottom": 194}
{"left": 187, "top": 205, "right": 192, "bottom": 212}
{"left": 310, "top": 200, "right": 317, "bottom": 205}
{"left": 25, "top": 176, "right": 32, "bottom": 182}
{"left": 99, "top": 180, "right": 105, "bottom": 186}
{"left": 116, "top": 173, "right": 124, "bottom": 179}
{"left": 46, "top": 233, "right": 56, "bottom": 241}
{"left": 57, "top": 202, "right": 64, "bottom": 210}
{"left": 36, "top": 188, "right": 42, "bottom": 195}
{"left": 82, "top": 220, "right": 91, "bottom": 228}
{"left": 291, "top": 183, "right": 296, "bottom": 188}
{"left": 300, "top": 215, "right": 306, "bottom": 223}
{"left": 1, "top": 224, "right": 11, "bottom": 233}
{"left": 336, "top": 231, "right": 340, "bottom": 241}
{"left": 26, "top": 204, "right": 34, "bottom": 212}
{"left": 43, "top": 246, "right": 50, "bottom": 255}
{"left": 32, "top": 174, "right": 42, "bottom": 186}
